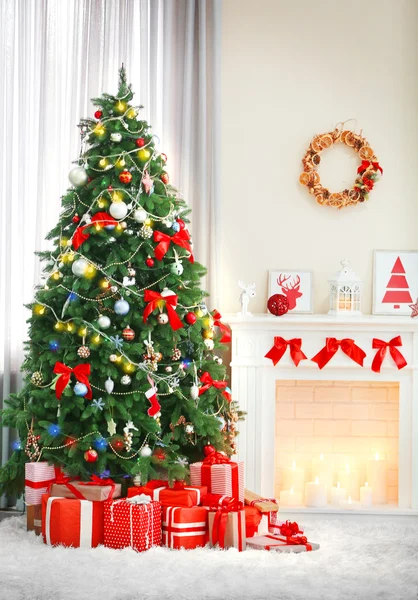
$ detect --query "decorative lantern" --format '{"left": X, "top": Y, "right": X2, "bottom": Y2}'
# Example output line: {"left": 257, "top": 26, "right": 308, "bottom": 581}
{"left": 328, "top": 259, "right": 362, "bottom": 316}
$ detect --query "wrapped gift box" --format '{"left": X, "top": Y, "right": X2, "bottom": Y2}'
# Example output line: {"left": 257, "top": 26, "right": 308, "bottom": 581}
{"left": 104, "top": 496, "right": 162, "bottom": 552}
{"left": 26, "top": 504, "right": 42, "bottom": 536}
{"left": 246, "top": 534, "right": 319, "bottom": 553}
{"left": 42, "top": 494, "right": 104, "bottom": 548}
{"left": 190, "top": 459, "right": 244, "bottom": 502}
{"left": 162, "top": 506, "right": 208, "bottom": 549}
{"left": 244, "top": 505, "right": 269, "bottom": 537}
{"left": 25, "top": 462, "right": 57, "bottom": 505}
{"left": 127, "top": 481, "right": 207, "bottom": 507}
{"left": 244, "top": 488, "right": 279, "bottom": 514}
{"left": 208, "top": 508, "right": 246, "bottom": 551}
{"left": 201, "top": 493, "right": 235, "bottom": 508}
{"left": 50, "top": 480, "right": 121, "bottom": 501}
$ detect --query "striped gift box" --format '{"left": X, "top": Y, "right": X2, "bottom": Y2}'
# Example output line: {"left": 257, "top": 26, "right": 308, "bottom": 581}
{"left": 190, "top": 461, "right": 244, "bottom": 502}
{"left": 25, "top": 462, "right": 57, "bottom": 505}
{"left": 162, "top": 506, "right": 208, "bottom": 549}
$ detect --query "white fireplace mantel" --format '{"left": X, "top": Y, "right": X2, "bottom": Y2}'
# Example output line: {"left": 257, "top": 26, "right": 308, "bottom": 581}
{"left": 224, "top": 313, "right": 418, "bottom": 511}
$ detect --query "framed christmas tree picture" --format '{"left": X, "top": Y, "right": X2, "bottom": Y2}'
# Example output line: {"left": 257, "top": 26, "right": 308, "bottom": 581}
{"left": 373, "top": 250, "right": 418, "bottom": 315}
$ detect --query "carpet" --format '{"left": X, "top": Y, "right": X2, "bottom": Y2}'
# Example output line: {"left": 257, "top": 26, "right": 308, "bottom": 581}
{"left": 1, "top": 516, "right": 417, "bottom": 600}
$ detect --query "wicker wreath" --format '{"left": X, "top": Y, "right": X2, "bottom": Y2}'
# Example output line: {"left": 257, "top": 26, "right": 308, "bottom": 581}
{"left": 299, "top": 125, "right": 383, "bottom": 209}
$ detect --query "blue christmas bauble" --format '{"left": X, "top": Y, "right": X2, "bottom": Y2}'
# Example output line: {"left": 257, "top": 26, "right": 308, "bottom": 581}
{"left": 49, "top": 340, "right": 60, "bottom": 352}
{"left": 12, "top": 440, "right": 22, "bottom": 451}
{"left": 94, "top": 437, "right": 108, "bottom": 451}
{"left": 114, "top": 299, "right": 130, "bottom": 315}
{"left": 74, "top": 382, "right": 88, "bottom": 396}
{"left": 171, "top": 222, "right": 180, "bottom": 232}
{"left": 48, "top": 424, "right": 61, "bottom": 437}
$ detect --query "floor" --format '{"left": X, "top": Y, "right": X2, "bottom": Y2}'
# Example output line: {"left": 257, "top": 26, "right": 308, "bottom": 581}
{"left": 1, "top": 514, "right": 417, "bottom": 600}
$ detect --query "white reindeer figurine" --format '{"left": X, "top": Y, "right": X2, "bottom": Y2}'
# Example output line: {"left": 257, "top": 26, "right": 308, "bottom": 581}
{"left": 238, "top": 280, "right": 256, "bottom": 317}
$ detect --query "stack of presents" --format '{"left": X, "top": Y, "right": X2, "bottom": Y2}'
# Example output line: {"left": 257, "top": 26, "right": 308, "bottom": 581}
{"left": 25, "top": 451, "right": 319, "bottom": 553}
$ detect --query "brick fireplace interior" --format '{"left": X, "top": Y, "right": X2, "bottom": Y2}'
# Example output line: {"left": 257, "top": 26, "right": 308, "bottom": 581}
{"left": 275, "top": 380, "right": 399, "bottom": 506}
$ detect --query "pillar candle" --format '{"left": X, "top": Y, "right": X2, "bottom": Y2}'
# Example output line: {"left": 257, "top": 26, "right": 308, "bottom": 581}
{"left": 367, "top": 453, "right": 387, "bottom": 504}
{"left": 360, "top": 482, "right": 373, "bottom": 507}
{"left": 279, "top": 487, "right": 303, "bottom": 507}
{"left": 312, "top": 454, "right": 334, "bottom": 499}
{"left": 305, "top": 477, "right": 327, "bottom": 508}
{"left": 330, "top": 482, "right": 346, "bottom": 507}
{"left": 341, "top": 495, "right": 360, "bottom": 510}
{"left": 282, "top": 461, "right": 305, "bottom": 493}
{"left": 338, "top": 464, "right": 360, "bottom": 501}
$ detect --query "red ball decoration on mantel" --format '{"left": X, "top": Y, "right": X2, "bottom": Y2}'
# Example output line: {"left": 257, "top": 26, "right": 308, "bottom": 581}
{"left": 203, "top": 444, "right": 216, "bottom": 456}
{"left": 153, "top": 447, "right": 166, "bottom": 461}
{"left": 267, "top": 294, "right": 289, "bottom": 316}
{"left": 135, "top": 137, "right": 145, "bottom": 147}
{"left": 160, "top": 173, "right": 169, "bottom": 185}
{"left": 185, "top": 312, "right": 197, "bottom": 325}
{"left": 145, "top": 257, "right": 155, "bottom": 268}
{"left": 84, "top": 448, "right": 98, "bottom": 463}
{"left": 94, "top": 110, "right": 103, "bottom": 119}
{"left": 122, "top": 326, "right": 135, "bottom": 341}
{"left": 119, "top": 170, "right": 132, "bottom": 184}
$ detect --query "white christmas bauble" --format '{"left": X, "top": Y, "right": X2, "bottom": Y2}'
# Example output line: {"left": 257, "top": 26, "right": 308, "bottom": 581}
{"left": 204, "top": 339, "right": 215, "bottom": 350}
{"left": 109, "top": 201, "right": 128, "bottom": 220}
{"left": 114, "top": 299, "right": 130, "bottom": 315}
{"left": 133, "top": 209, "right": 147, "bottom": 223}
{"left": 190, "top": 385, "right": 199, "bottom": 400}
{"left": 161, "top": 288, "right": 175, "bottom": 302}
{"left": 133, "top": 474, "right": 142, "bottom": 486}
{"left": 104, "top": 377, "right": 115, "bottom": 393}
{"left": 157, "top": 313, "right": 169, "bottom": 325}
{"left": 110, "top": 132, "right": 122, "bottom": 142}
{"left": 72, "top": 258, "right": 88, "bottom": 277}
{"left": 170, "top": 262, "right": 184, "bottom": 276}
{"left": 109, "top": 354, "right": 117, "bottom": 362}
{"left": 121, "top": 375, "right": 131, "bottom": 385}
{"left": 185, "top": 424, "right": 194, "bottom": 434}
{"left": 98, "top": 315, "right": 111, "bottom": 329}
{"left": 140, "top": 444, "right": 152, "bottom": 457}
{"left": 69, "top": 166, "right": 88, "bottom": 187}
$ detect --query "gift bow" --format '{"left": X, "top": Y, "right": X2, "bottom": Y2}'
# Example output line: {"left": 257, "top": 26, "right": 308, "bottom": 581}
{"left": 211, "top": 500, "right": 244, "bottom": 549}
{"left": 127, "top": 494, "right": 152, "bottom": 505}
{"left": 53, "top": 361, "right": 92, "bottom": 399}
{"left": 72, "top": 212, "right": 117, "bottom": 250}
{"left": 212, "top": 310, "right": 231, "bottom": 343}
{"left": 153, "top": 229, "right": 194, "bottom": 263}
{"left": 263, "top": 533, "right": 312, "bottom": 551}
{"left": 311, "top": 338, "right": 366, "bottom": 369}
{"left": 198, "top": 372, "right": 231, "bottom": 402}
{"left": 278, "top": 520, "right": 303, "bottom": 537}
{"left": 265, "top": 337, "right": 307, "bottom": 367}
{"left": 371, "top": 336, "right": 407, "bottom": 373}
{"left": 202, "top": 450, "right": 231, "bottom": 465}
{"left": 357, "top": 160, "right": 383, "bottom": 175}
{"left": 143, "top": 290, "right": 184, "bottom": 331}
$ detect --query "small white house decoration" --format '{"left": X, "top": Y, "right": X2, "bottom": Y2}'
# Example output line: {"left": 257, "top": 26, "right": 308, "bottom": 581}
{"left": 328, "top": 259, "right": 362, "bottom": 316}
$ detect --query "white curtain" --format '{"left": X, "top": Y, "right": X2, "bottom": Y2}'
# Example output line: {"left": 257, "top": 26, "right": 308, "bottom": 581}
{"left": 0, "top": 0, "right": 221, "bottom": 505}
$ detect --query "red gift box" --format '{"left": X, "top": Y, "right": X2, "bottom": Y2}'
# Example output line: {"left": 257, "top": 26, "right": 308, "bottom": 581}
{"left": 25, "top": 462, "right": 58, "bottom": 505}
{"left": 246, "top": 534, "right": 319, "bottom": 552}
{"left": 244, "top": 505, "right": 263, "bottom": 537}
{"left": 190, "top": 456, "right": 244, "bottom": 502}
{"left": 42, "top": 494, "right": 104, "bottom": 548}
{"left": 208, "top": 504, "right": 246, "bottom": 551}
{"left": 127, "top": 480, "right": 207, "bottom": 507}
{"left": 49, "top": 473, "right": 121, "bottom": 501}
{"left": 162, "top": 506, "right": 208, "bottom": 549}
{"left": 201, "top": 493, "right": 235, "bottom": 508}
{"left": 104, "top": 496, "right": 162, "bottom": 552}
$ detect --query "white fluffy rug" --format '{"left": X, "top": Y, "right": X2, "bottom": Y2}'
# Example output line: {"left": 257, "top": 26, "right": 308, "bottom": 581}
{"left": 1, "top": 516, "right": 418, "bottom": 600}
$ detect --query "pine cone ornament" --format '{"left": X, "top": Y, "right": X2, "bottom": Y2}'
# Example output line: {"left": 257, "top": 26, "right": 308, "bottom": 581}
{"left": 171, "top": 348, "right": 181, "bottom": 361}
{"left": 31, "top": 371, "right": 43, "bottom": 386}
{"left": 77, "top": 345, "right": 91, "bottom": 358}
{"left": 139, "top": 225, "right": 153, "bottom": 239}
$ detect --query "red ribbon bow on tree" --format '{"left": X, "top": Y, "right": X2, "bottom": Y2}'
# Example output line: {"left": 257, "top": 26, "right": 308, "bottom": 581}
{"left": 143, "top": 290, "right": 184, "bottom": 331}
{"left": 198, "top": 372, "right": 231, "bottom": 402}
{"left": 357, "top": 160, "right": 383, "bottom": 175}
{"left": 265, "top": 337, "right": 307, "bottom": 366}
{"left": 371, "top": 336, "right": 407, "bottom": 373}
{"left": 153, "top": 229, "right": 194, "bottom": 262}
{"left": 53, "top": 362, "right": 92, "bottom": 399}
{"left": 212, "top": 310, "right": 231, "bottom": 343}
{"left": 72, "top": 212, "right": 118, "bottom": 250}
{"left": 311, "top": 338, "right": 366, "bottom": 369}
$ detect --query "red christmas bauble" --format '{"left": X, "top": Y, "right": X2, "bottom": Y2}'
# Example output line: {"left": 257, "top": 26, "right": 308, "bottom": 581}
{"left": 72, "top": 214, "right": 80, "bottom": 223}
{"left": 111, "top": 437, "right": 125, "bottom": 451}
{"left": 185, "top": 312, "right": 197, "bottom": 325}
{"left": 203, "top": 444, "right": 215, "bottom": 456}
{"left": 119, "top": 170, "right": 132, "bottom": 184}
{"left": 176, "top": 219, "right": 185, "bottom": 230}
{"left": 160, "top": 173, "right": 169, "bottom": 185}
{"left": 145, "top": 257, "right": 155, "bottom": 268}
{"left": 135, "top": 137, "right": 145, "bottom": 147}
{"left": 84, "top": 448, "right": 98, "bottom": 463}
{"left": 94, "top": 110, "right": 102, "bottom": 119}
{"left": 122, "top": 326, "right": 135, "bottom": 341}
{"left": 267, "top": 294, "right": 289, "bottom": 316}
{"left": 153, "top": 447, "right": 166, "bottom": 461}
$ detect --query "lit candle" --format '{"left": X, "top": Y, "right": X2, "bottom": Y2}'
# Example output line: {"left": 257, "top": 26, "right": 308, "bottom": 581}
{"left": 305, "top": 477, "right": 327, "bottom": 508}
{"left": 338, "top": 463, "right": 360, "bottom": 501}
{"left": 330, "top": 481, "right": 346, "bottom": 507}
{"left": 360, "top": 482, "right": 373, "bottom": 507}
{"left": 367, "top": 453, "right": 387, "bottom": 504}
{"left": 279, "top": 486, "right": 303, "bottom": 507}
{"left": 282, "top": 460, "right": 306, "bottom": 493}
{"left": 312, "top": 454, "right": 334, "bottom": 499}
{"left": 341, "top": 495, "right": 360, "bottom": 510}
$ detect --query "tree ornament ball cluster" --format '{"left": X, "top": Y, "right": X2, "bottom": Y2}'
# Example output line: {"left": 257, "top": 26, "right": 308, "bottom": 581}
{"left": 299, "top": 125, "right": 383, "bottom": 209}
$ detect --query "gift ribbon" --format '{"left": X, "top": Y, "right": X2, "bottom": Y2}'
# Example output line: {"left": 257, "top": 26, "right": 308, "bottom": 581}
{"left": 211, "top": 501, "right": 244, "bottom": 549}
{"left": 265, "top": 337, "right": 307, "bottom": 367}
{"left": 212, "top": 310, "right": 231, "bottom": 344}
{"left": 198, "top": 372, "right": 231, "bottom": 402}
{"left": 263, "top": 534, "right": 312, "bottom": 552}
{"left": 53, "top": 362, "right": 92, "bottom": 399}
{"left": 77, "top": 474, "right": 116, "bottom": 500}
{"left": 110, "top": 498, "right": 153, "bottom": 550}
{"left": 371, "top": 336, "right": 407, "bottom": 373}
{"left": 72, "top": 212, "right": 118, "bottom": 250}
{"left": 143, "top": 290, "right": 184, "bottom": 331}
{"left": 311, "top": 338, "right": 366, "bottom": 369}
{"left": 153, "top": 229, "right": 194, "bottom": 262}
{"left": 357, "top": 160, "right": 383, "bottom": 175}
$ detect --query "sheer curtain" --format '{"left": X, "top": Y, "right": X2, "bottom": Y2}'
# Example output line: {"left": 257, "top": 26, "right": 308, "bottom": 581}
{"left": 0, "top": 0, "right": 221, "bottom": 505}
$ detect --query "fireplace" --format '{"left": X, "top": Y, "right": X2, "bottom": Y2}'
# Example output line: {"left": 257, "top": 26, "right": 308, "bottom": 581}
{"left": 225, "top": 313, "right": 418, "bottom": 513}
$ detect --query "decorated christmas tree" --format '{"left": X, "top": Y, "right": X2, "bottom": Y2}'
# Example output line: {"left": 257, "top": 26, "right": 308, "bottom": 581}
{"left": 0, "top": 67, "right": 241, "bottom": 497}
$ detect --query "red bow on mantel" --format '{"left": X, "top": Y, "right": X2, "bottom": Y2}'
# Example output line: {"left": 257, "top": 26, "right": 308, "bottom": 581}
{"left": 153, "top": 230, "right": 194, "bottom": 263}
{"left": 265, "top": 337, "right": 307, "bottom": 367}
{"left": 198, "top": 372, "right": 231, "bottom": 402}
{"left": 212, "top": 310, "right": 231, "bottom": 344}
{"left": 53, "top": 362, "right": 92, "bottom": 399}
{"left": 311, "top": 338, "right": 366, "bottom": 369}
{"left": 72, "top": 212, "right": 117, "bottom": 250}
{"left": 357, "top": 160, "right": 383, "bottom": 175}
{"left": 143, "top": 290, "right": 184, "bottom": 331}
{"left": 371, "top": 336, "right": 407, "bottom": 373}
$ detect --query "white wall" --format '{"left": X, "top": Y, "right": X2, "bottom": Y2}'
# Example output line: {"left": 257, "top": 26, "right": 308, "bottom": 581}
{"left": 220, "top": 0, "right": 418, "bottom": 314}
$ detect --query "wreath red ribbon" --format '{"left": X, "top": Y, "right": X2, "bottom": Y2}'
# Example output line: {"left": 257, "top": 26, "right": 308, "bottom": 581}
{"left": 153, "top": 230, "right": 194, "bottom": 262}
{"left": 311, "top": 338, "right": 366, "bottom": 369}
{"left": 53, "top": 362, "right": 92, "bottom": 399}
{"left": 143, "top": 290, "right": 184, "bottom": 331}
{"left": 371, "top": 336, "right": 407, "bottom": 373}
{"left": 72, "top": 212, "right": 117, "bottom": 250}
{"left": 357, "top": 160, "right": 383, "bottom": 175}
{"left": 265, "top": 337, "right": 307, "bottom": 366}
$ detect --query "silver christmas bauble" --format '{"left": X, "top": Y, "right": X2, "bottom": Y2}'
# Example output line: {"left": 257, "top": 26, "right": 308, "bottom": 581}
{"left": 98, "top": 315, "right": 111, "bottom": 329}
{"left": 185, "top": 424, "right": 194, "bottom": 434}
{"left": 72, "top": 258, "right": 88, "bottom": 277}
{"left": 68, "top": 166, "right": 88, "bottom": 187}
{"left": 204, "top": 338, "right": 215, "bottom": 350}
{"left": 165, "top": 366, "right": 173, "bottom": 373}
{"left": 109, "top": 354, "right": 117, "bottom": 362}
{"left": 121, "top": 375, "right": 131, "bottom": 385}
{"left": 109, "top": 201, "right": 128, "bottom": 220}
{"left": 190, "top": 385, "right": 199, "bottom": 400}
{"left": 133, "top": 474, "right": 142, "bottom": 486}
{"left": 133, "top": 208, "right": 147, "bottom": 223}
{"left": 140, "top": 444, "right": 152, "bottom": 457}
{"left": 104, "top": 377, "right": 115, "bottom": 393}
{"left": 157, "top": 313, "right": 169, "bottom": 325}
{"left": 110, "top": 132, "right": 122, "bottom": 142}
{"left": 170, "top": 262, "right": 184, "bottom": 276}
{"left": 114, "top": 299, "right": 130, "bottom": 315}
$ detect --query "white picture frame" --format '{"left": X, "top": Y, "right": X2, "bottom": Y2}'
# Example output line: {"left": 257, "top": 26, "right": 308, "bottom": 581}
{"left": 268, "top": 270, "right": 313, "bottom": 314}
{"left": 373, "top": 250, "right": 418, "bottom": 315}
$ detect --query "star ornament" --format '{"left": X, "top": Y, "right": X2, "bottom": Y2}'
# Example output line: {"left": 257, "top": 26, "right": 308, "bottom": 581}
{"left": 409, "top": 298, "right": 418, "bottom": 318}
{"left": 107, "top": 418, "right": 117, "bottom": 436}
